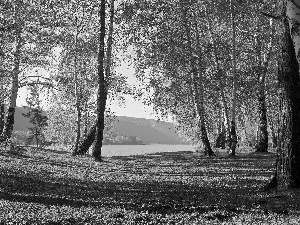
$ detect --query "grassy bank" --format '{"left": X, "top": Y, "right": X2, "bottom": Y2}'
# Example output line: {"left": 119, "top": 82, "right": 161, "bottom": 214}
{"left": 0, "top": 146, "right": 299, "bottom": 224}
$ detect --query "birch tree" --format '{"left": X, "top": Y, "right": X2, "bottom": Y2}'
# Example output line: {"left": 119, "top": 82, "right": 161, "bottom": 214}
{"left": 0, "top": 1, "right": 61, "bottom": 143}
{"left": 73, "top": 0, "right": 127, "bottom": 156}
{"left": 92, "top": 0, "right": 118, "bottom": 161}
{"left": 227, "top": 0, "right": 238, "bottom": 156}
{"left": 254, "top": 18, "right": 275, "bottom": 153}
{"left": 180, "top": 0, "right": 215, "bottom": 156}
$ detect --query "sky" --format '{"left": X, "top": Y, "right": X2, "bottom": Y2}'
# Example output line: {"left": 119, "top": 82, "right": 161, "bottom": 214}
{"left": 16, "top": 64, "right": 157, "bottom": 120}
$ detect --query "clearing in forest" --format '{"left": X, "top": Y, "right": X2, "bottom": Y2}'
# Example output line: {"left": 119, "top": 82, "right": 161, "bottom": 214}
{"left": 0, "top": 147, "right": 299, "bottom": 224}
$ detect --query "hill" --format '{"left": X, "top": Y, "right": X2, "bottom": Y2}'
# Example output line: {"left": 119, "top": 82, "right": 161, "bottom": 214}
{"left": 112, "top": 116, "right": 187, "bottom": 144}
{"left": 11, "top": 107, "right": 186, "bottom": 144}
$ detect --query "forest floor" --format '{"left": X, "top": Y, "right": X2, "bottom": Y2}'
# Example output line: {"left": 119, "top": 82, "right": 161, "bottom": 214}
{"left": 0, "top": 146, "right": 299, "bottom": 224}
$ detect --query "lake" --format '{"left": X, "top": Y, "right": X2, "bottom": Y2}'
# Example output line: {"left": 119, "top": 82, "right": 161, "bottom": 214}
{"left": 100, "top": 144, "right": 196, "bottom": 157}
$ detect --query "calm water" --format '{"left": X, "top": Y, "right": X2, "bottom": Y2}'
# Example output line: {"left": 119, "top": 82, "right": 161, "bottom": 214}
{"left": 100, "top": 144, "right": 195, "bottom": 157}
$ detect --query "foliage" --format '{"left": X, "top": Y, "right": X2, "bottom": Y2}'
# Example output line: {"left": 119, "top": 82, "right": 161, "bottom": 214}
{"left": 0, "top": 0, "right": 282, "bottom": 150}
{"left": 116, "top": 0, "right": 279, "bottom": 150}
{"left": 22, "top": 86, "right": 48, "bottom": 148}
{"left": 11, "top": 131, "right": 30, "bottom": 146}
{"left": 38, "top": 0, "right": 131, "bottom": 150}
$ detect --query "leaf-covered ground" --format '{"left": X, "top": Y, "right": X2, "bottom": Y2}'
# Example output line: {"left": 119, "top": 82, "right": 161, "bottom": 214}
{"left": 0, "top": 146, "right": 299, "bottom": 224}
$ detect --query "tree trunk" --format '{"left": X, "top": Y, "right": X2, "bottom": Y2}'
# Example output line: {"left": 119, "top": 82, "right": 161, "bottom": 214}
{"left": 92, "top": 0, "right": 106, "bottom": 161}
{"left": 73, "top": 21, "right": 81, "bottom": 155}
{"left": 73, "top": 0, "right": 115, "bottom": 158}
{"left": 255, "top": 18, "right": 275, "bottom": 152}
{"left": 227, "top": 121, "right": 237, "bottom": 154}
{"left": 35, "top": 128, "right": 39, "bottom": 148}
{"left": 269, "top": 120, "right": 278, "bottom": 148}
{"left": 195, "top": 66, "right": 215, "bottom": 156}
{"left": 215, "top": 110, "right": 226, "bottom": 148}
{"left": 267, "top": 1, "right": 300, "bottom": 189}
{"left": 3, "top": 107, "right": 16, "bottom": 140}
{"left": 221, "top": 90, "right": 232, "bottom": 152}
{"left": 2, "top": 14, "right": 22, "bottom": 141}
{"left": 256, "top": 89, "right": 269, "bottom": 152}
{"left": 0, "top": 104, "right": 5, "bottom": 136}
{"left": 75, "top": 123, "right": 96, "bottom": 155}
{"left": 181, "top": 0, "right": 215, "bottom": 156}
{"left": 205, "top": 8, "right": 230, "bottom": 152}
{"left": 83, "top": 101, "right": 89, "bottom": 137}
{"left": 105, "top": 0, "right": 115, "bottom": 85}
{"left": 228, "top": 0, "right": 238, "bottom": 156}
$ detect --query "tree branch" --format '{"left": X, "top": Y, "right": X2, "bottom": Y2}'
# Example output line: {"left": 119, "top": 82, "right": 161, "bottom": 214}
{"left": 260, "top": 11, "right": 280, "bottom": 20}
{"left": 290, "top": 0, "right": 300, "bottom": 10}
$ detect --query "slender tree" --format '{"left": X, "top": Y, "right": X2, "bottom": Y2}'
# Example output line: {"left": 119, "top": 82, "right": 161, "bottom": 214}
{"left": 70, "top": 1, "right": 95, "bottom": 155}
{"left": 23, "top": 85, "right": 48, "bottom": 148}
{"left": 180, "top": 0, "right": 215, "bottom": 156}
{"left": 204, "top": 4, "right": 230, "bottom": 150}
{"left": 0, "top": 104, "right": 4, "bottom": 136}
{"left": 73, "top": 14, "right": 81, "bottom": 155}
{"left": 75, "top": 0, "right": 116, "bottom": 157}
{"left": 254, "top": 15, "right": 275, "bottom": 152}
{"left": 227, "top": 0, "right": 238, "bottom": 156}
{"left": 93, "top": 0, "right": 108, "bottom": 161}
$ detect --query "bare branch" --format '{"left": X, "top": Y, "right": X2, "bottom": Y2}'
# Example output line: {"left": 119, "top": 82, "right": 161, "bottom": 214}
{"left": 260, "top": 11, "right": 280, "bottom": 20}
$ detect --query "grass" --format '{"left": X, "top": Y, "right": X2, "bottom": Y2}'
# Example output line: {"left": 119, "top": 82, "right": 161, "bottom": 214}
{"left": 0, "top": 146, "right": 299, "bottom": 224}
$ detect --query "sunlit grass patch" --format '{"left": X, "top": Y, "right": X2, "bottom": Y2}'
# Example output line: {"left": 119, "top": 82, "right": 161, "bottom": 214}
{"left": 0, "top": 146, "right": 298, "bottom": 224}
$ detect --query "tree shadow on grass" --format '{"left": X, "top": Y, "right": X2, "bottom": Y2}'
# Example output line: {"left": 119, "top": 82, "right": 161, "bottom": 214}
{"left": 0, "top": 182, "right": 245, "bottom": 215}
{"left": 0, "top": 191, "right": 95, "bottom": 208}
{"left": 0, "top": 150, "right": 296, "bottom": 217}
{"left": 0, "top": 166, "right": 249, "bottom": 212}
{"left": 0, "top": 168, "right": 280, "bottom": 216}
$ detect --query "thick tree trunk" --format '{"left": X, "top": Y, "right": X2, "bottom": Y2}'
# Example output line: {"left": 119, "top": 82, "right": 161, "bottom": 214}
{"left": 276, "top": 3, "right": 300, "bottom": 189}
{"left": 195, "top": 71, "right": 215, "bottom": 156}
{"left": 269, "top": 120, "right": 278, "bottom": 148}
{"left": 3, "top": 107, "right": 15, "bottom": 140}
{"left": 2, "top": 20, "right": 22, "bottom": 141}
{"left": 267, "top": 3, "right": 300, "bottom": 189}
{"left": 92, "top": 0, "right": 106, "bottom": 161}
{"left": 200, "top": 121, "right": 214, "bottom": 156}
